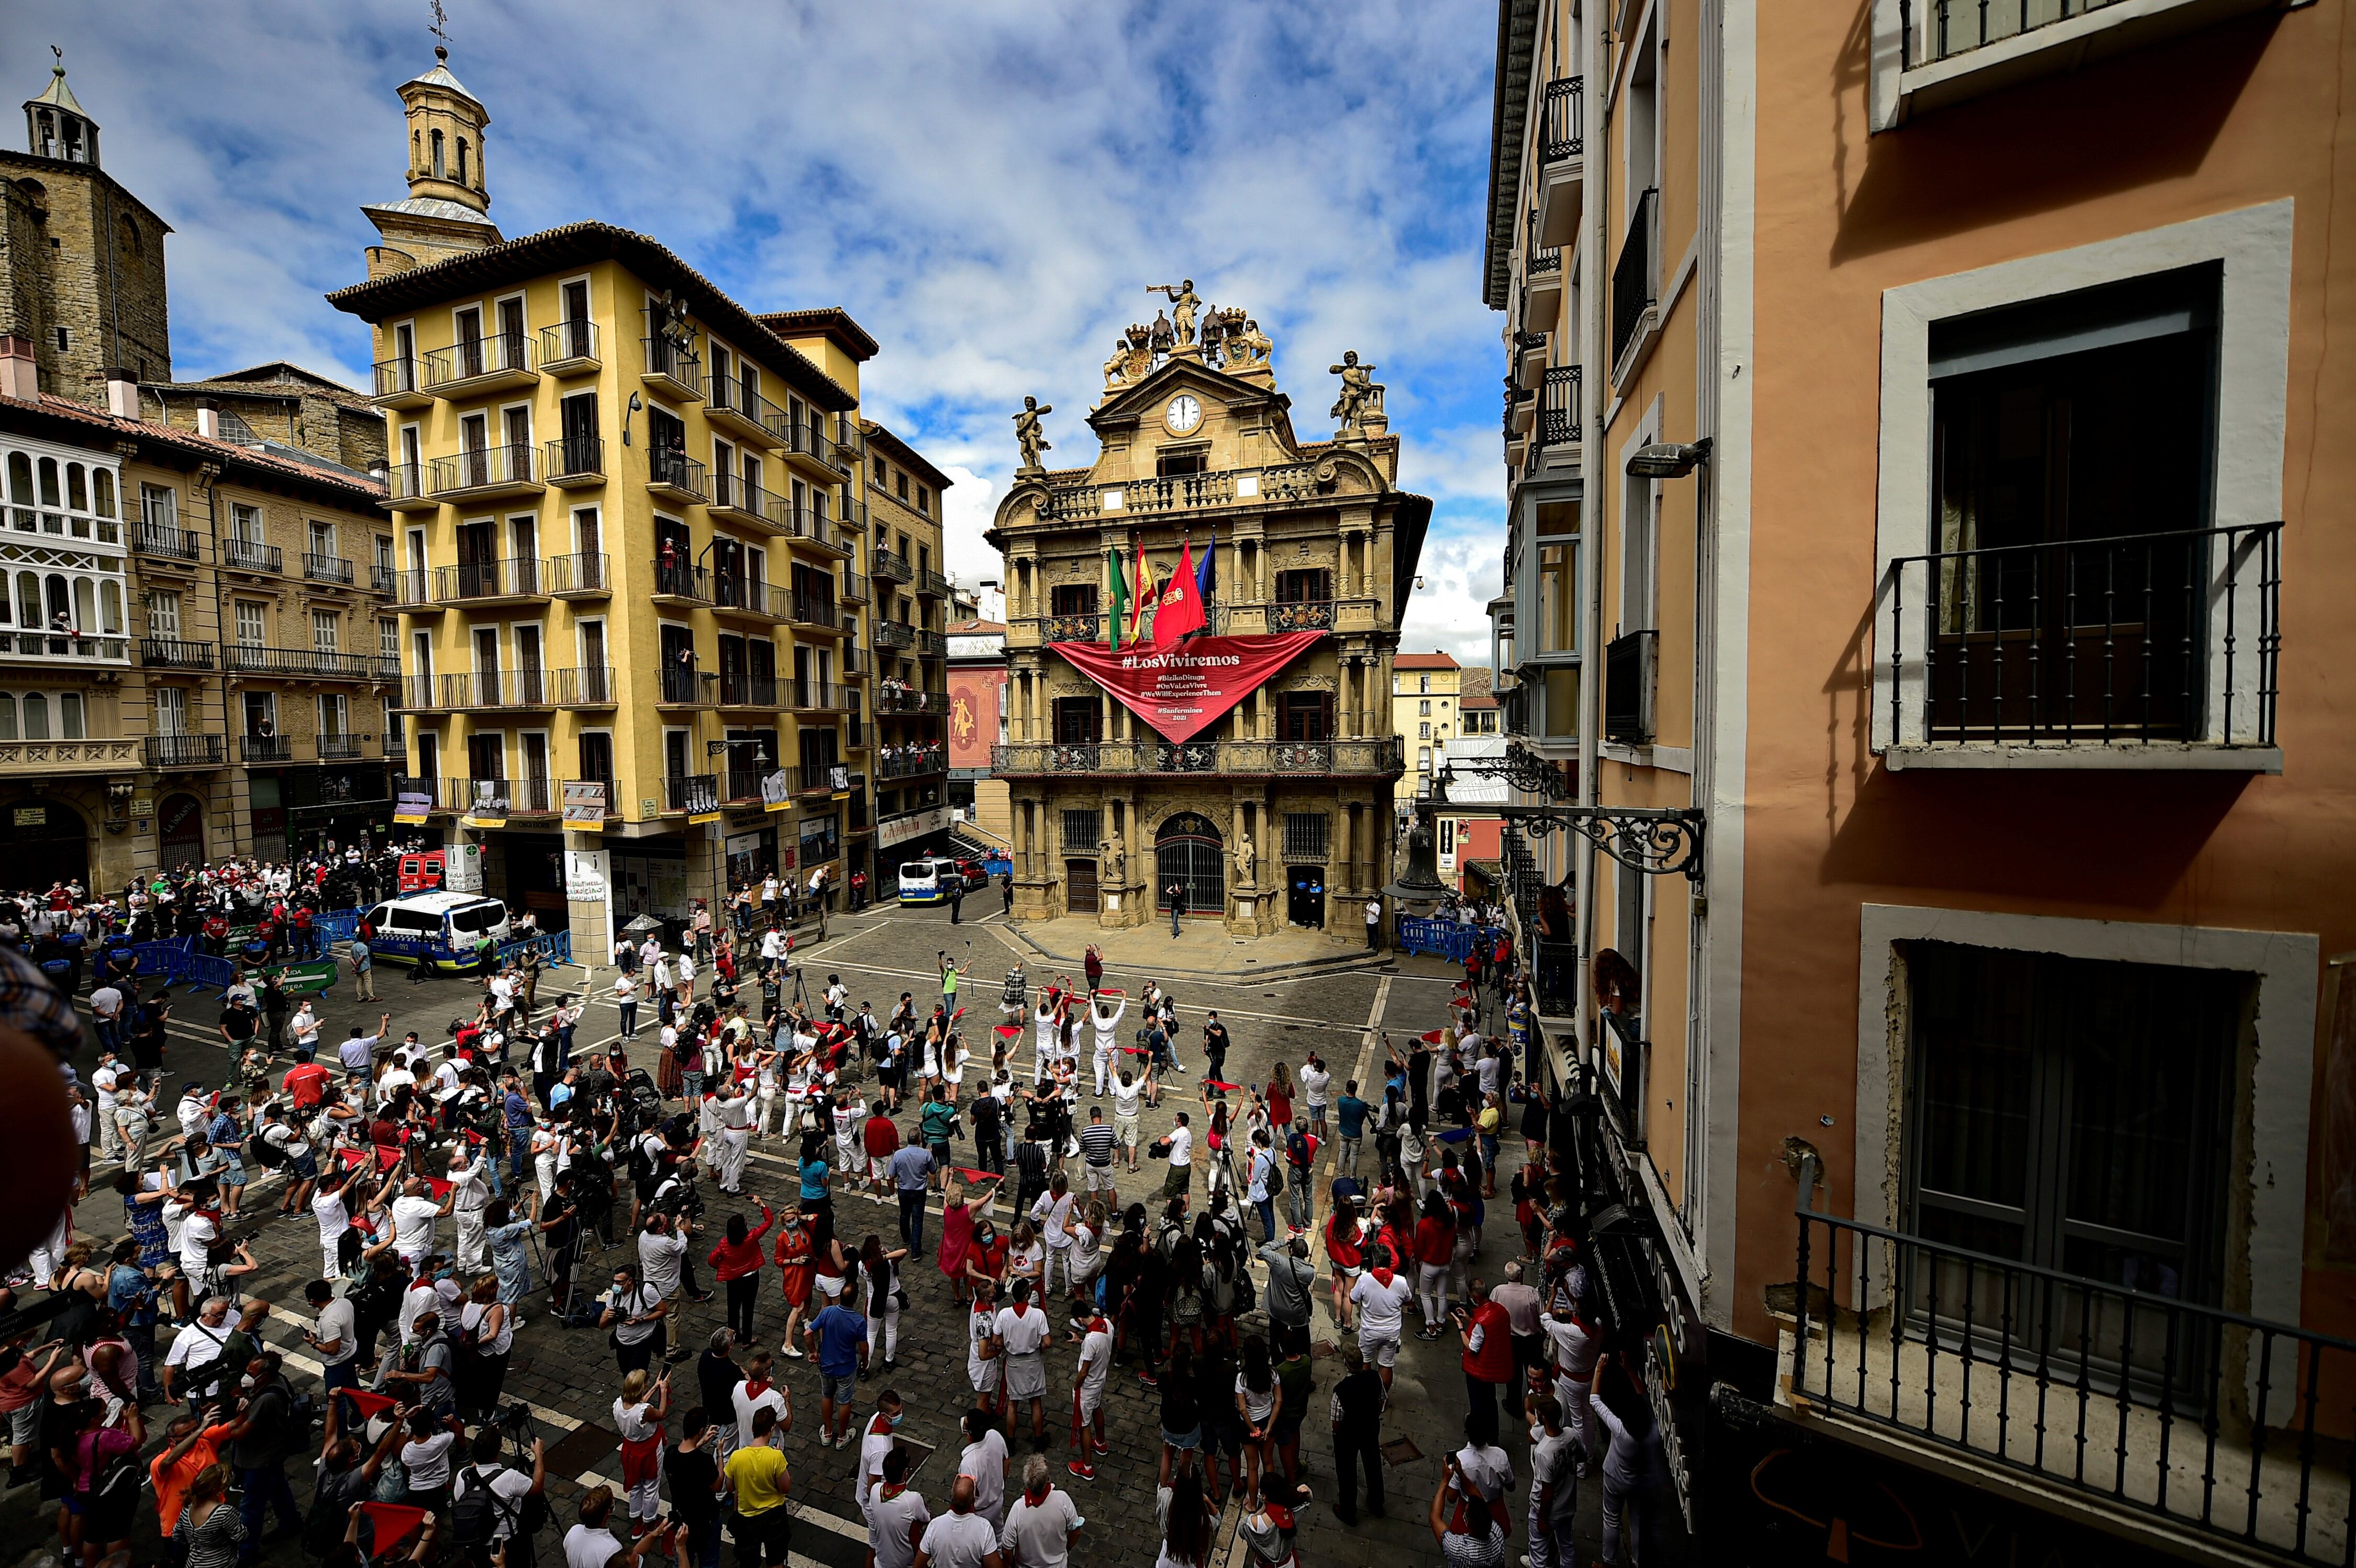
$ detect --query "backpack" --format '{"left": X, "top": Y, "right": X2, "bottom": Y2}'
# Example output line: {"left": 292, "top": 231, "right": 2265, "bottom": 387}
{"left": 85, "top": 1434, "right": 140, "bottom": 1515}
{"left": 249, "top": 1127, "right": 290, "bottom": 1170}
{"left": 452, "top": 1464, "right": 517, "bottom": 1549}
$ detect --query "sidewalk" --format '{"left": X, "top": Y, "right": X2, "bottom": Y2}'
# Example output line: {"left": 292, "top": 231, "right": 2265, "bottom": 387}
{"left": 1003, "top": 912, "right": 1390, "bottom": 982}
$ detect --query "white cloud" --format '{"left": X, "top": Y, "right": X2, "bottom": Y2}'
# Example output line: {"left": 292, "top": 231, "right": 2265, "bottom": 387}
{"left": 1398, "top": 528, "right": 1504, "bottom": 670}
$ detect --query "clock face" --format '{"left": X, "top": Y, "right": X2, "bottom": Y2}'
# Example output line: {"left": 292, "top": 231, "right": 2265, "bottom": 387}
{"left": 1165, "top": 394, "right": 1204, "bottom": 436}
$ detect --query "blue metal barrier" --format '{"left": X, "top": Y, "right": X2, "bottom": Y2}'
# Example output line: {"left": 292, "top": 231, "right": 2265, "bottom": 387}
{"left": 498, "top": 929, "right": 574, "bottom": 967}
{"left": 1394, "top": 917, "right": 1505, "bottom": 963}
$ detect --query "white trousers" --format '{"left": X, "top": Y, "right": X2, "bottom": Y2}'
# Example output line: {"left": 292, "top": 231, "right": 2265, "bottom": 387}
{"left": 719, "top": 1126, "right": 751, "bottom": 1192}
{"left": 1093, "top": 1050, "right": 1113, "bottom": 1095}
{"left": 455, "top": 1206, "right": 487, "bottom": 1271}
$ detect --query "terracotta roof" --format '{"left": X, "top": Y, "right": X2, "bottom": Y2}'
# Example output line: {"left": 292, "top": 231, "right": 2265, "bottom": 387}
{"left": 1460, "top": 692, "right": 1499, "bottom": 709}
{"left": 326, "top": 221, "right": 855, "bottom": 412}
{"left": 1, "top": 394, "right": 384, "bottom": 502}
{"left": 760, "top": 308, "right": 880, "bottom": 363}
{"left": 947, "top": 619, "right": 1006, "bottom": 635}
{"left": 1393, "top": 652, "right": 1460, "bottom": 670}
{"left": 859, "top": 419, "right": 954, "bottom": 492}
{"left": 146, "top": 363, "right": 375, "bottom": 412}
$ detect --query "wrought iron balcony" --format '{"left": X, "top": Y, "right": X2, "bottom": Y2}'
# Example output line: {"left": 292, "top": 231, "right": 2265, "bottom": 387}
{"left": 555, "top": 665, "right": 618, "bottom": 706}
{"left": 875, "top": 685, "right": 947, "bottom": 716}
{"left": 1603, "top": 628, "right": 1658, "bottom": 746}
{"left": 437, "top": 669, "right": 558, "bottom": 710}
{"left": 302, "top": 552, "right": 354, "bottom": 586}
{"left": 839, "top": 572, "right": 871, "bottom": 604}
{"left": 370, "top": 562, "right": 396, "bottom": 594}
{"left": 651, "top": 559, "right": 712, "bottom": 604}
{"left": 647, "top": 450, "right": 708, "bottom": 503}
{"left": 221, "top": 538, "right": 282, "bottom": 575}
{"left": 388, "top": 569, "right": 430, "bottom": 607}
{"left": 1270, "top": 599, "right": 1336, "bottom": 632}
{"left": 0, "top": 631, "right": 132, "bottom": 665}
{"left": 1536, "top": 365, "right": 1582, "bottom": 455}
{"left": 539, "top": 318, "right": 600, "bottom": 373}
{"left": 422, "top": 330, "right": 536, "bottom": 394}
{"left": 544, "top": 436, "right": 604, "bottom": 486}
{"left": 547, "top": 551, "right": 612, "bottom": 597}
{"left": 1541, "top": 74, "right": 1584, "bottom": 162}
{"left": 388, "top": 675, "right": 435, "bottom": 710}
{"left": 718, "top": 672, "right": 779, "bottom": 709}
{"left": 222, "top": 645, "right": 391, "bottom": 681}
{"left": 384, "top": 462, "right": 432, "bottom": 510}
{"left": 1791, "top": 1205, "right": 2355, "bottom": 1566}
{"left": 1046, "top": 613, "right": 1099, "bottom": 643}
{"left": 658, "top": 666, "right": 718, "bottom": 707}
{"left": 991, "top": 736, "right": 1404, "bottom": 778}
{"left": 432, "top": 557, "right": 547, "bottom": 604}
{"left": 132, "top": 519, "right": 202, "bottom": 560}
{"left": 777, "top": 506, "right": 847, "bottom": 555}
{"left": 709, "top": 377, "right": 787, "bottom": 447}
{"left": 1525, "top": 209, "right": 1560, "bottom": 279}
{"left": 711, "top": 470, "right": 791, "bottom": 530}
{"left": 1880, "top": 522, "right": 2281, "bottom": 757}
{"left": 872, "top": 547, "right": 913, "bottom": 584}
{"left": 238, "top": 733, "right": 293, "bottom": 764}
{"left": 712, "top": 574, "right": 787, "bottom": 620}
{"left": 144, "top": 733, "right": 225, "bottom": 769}
{"left": 787, "top": 593, "right": 839, "bottom": 631}
{"left": 664, "top": 773, "right": 720, "bottom": 814}
{"left": 428, "top": 442, "right": 541, "bottom": 500}
{"left": 1038, "top": 461, "right": 1340, "bottom": 522}
{"left": 1612, "top": 187, "right": 1659, "bottom": 366}
{"left": 917, "top": 568, "right": 952, "bottom": 599}
{"left": 640, "top": 335, "right": 704, "bottom": 402}
{"left": 316, "top": 732, "right": 376, "bottom": 761}
{"left": 877, "top": 745, "right": 948, "bottom": 779}
{"left": 448, "top": 776, "right": 557, "bottom": 816}
{"left": 841, "top": 643, "right": 874, "bottom": 677}
{"left": 788, "top": 681, "right": 853, "bottom": 713}
{"left": 781, "top": 416, "right": 850, "bottom": 475}
{"left": 139, "top": 637, "right": 214, "bottom": 670}
{"left": 875, "top": 619, "right": 916, "bottom": 650}
{"left": 371, "top": 355, "right": 432, "bottom": 408}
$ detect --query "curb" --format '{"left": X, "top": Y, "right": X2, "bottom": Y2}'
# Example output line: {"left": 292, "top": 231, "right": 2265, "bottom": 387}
{"left": 994, "top": 920, "right": 1399, "bottom": 985}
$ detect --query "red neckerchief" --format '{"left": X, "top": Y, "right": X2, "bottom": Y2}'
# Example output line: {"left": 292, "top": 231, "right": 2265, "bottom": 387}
{"left": 744, "top": 1379, "right": 771, "bottom": 1399}
{"left": 868, "top": 1414, "right": 893, "bottom": 1438}
{"left": 1086, "top": 1314, "right": 1109, "bottom": 1336}
{"left": 1370, "top": 1266, "right": 1396, "bottom": 1288}
{"left": 1009, "top": 1300, "right": 1029, "bottom": 1318}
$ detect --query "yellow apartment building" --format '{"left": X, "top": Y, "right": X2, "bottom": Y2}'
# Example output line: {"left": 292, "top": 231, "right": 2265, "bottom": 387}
{"left": 1388, "top": 650, "right": 1461, "bottom": 813}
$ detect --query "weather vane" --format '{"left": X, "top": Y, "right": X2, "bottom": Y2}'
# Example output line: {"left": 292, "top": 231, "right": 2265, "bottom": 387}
{"left": 428, "top": 0, "right": 452, "bottom": 58}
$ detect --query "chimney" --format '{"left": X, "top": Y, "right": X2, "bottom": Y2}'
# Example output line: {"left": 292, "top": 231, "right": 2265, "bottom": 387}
{"left": 0, "top": 336, "right": 37, "bottom": 403}
{"left": 103, "top": 366, "right": 138, "bottom": 418}
{"left": 196, "top": 398, "right": 220, "bottom": 440}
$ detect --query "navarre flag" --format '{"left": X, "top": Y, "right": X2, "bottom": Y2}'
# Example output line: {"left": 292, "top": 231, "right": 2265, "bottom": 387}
{"left": 1152, "top": 538, "right": 1207, "bottom": 643}
{"left": 1130, "top": 538, "right": 1152, "bottom": 643}
{"left": 1106, "top": 547, "right": 1130, "bottom": 649}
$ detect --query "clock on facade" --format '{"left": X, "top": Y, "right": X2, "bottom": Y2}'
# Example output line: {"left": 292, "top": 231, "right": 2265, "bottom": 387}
{"left": 1164, "top": 394, "right": 1204, "bottom": 435}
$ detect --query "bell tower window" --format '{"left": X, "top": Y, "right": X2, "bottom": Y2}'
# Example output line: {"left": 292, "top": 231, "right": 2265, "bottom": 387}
{"left": 457, "top": 137, "right": 468, "bottom": 185}
{"left": 430, "top": 128, "right": 444, "bottom": 179}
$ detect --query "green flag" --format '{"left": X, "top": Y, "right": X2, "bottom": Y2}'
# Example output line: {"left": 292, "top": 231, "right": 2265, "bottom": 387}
{"left": 1107, "top": 546, "right": 1129, "bottom": 648}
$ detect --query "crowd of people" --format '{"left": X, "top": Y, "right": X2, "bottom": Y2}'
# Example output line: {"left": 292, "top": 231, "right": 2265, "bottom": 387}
{"left": 0, "top": 873, "right": 1674, "bottom": 1568}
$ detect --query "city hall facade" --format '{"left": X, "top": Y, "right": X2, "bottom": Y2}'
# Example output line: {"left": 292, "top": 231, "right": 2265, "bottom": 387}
{"left": 987, "top": 304, "right": 1425, "bottom": 933}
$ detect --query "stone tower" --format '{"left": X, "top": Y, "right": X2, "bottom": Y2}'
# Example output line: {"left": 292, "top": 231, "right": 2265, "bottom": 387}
{"left": 360, "top": 48, "right": 504, "bottom": 281}
{"left": 0, "top": 57, "right": 174, "bottom": 405}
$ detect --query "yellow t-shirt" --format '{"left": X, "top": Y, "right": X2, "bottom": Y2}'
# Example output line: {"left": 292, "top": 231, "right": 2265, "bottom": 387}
{"left": 1477, "top": 1104, "right": 1501, "bottom": 1136}
{"left": 726, "top": 1443, "right": 792, "bottom": 1516}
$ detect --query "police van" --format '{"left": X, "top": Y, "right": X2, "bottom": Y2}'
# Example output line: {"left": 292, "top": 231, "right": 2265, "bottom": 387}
{"left": 896, "top": 858, "right": 963, "bottom": 905}
{"left": 358, "top": 891, "right": 513, "bottom": 971}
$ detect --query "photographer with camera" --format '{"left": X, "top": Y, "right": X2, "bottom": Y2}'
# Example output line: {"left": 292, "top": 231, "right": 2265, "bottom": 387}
{"left": 449, "top": 1420, "right": 546, "bottom": 1565}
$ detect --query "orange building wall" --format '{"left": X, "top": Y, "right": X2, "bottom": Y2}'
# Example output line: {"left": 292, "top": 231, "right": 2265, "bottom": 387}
{"left": 1735, "top": 5, "right": 2356, "bottom": 1348}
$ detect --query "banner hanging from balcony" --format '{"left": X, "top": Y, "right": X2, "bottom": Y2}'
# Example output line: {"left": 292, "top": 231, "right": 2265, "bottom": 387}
{"left": 1052, "top": 631, "right": 1324, "bottom": 742}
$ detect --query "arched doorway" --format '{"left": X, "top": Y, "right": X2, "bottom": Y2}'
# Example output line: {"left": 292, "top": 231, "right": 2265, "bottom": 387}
{"left": 1155, "top": 811, "right": 1225, "bottom": 917}
{"left": 0, "top": 796, "right": 90, "bottom": 893}
{"left": 158, "top": 793, "right": 205, "bottom": 871}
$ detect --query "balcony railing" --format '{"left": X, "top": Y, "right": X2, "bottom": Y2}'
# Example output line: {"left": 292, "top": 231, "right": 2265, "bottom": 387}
{"left": 1526, "top": 209, "right": 1560, "bottom": 279}
{"left": 659, "top": 666, "right": 717, "bottom": 706}
{"left": 238, "top": 733, "right": 293, "bottom": 764}
{"left": 875, "top": 684, "right": 947, "bottom": 716}
{"left": 448, "top": 776, "right": 557, "bottom": 816}
{"left": 547, "top": 551, "right": 611, "bottom": 596}
{"left": 665, "top": 773, "right": 720, "bottom": 814}
{"left": 710, "top": 377, "right": 787, "bottom": 440}
{"left": 875, "top": 619, "right": 915, "bottom": 650}
{"left": 1536, "top": 364, "right": 1581, "bottom": 453}
{"left": 789, "top": 681, "right": 853, "bottom": 712}
{"left": 389, "top": 569, "right": 429, "bottom": 606}
{"left": 839, "top": 572, "right": 871, "bottom": 604}
{"left": 1038, "top": 460, "right": 1341, "bottom": 522}
{"left": 1792, "top": 1206, "right": 2355, "bottom": 1565}
{"left": 1612, "top": 187, "right": 1659, "bottom": 365}
{"left": 648, "top": 450, "right": 709, "bottom": 501}
{"left": 428, "top": 443, "right": 538, "bottom": 496}
{"left": 712, "top": 470, "right": 789, "bottom": 528}
{"left": 719, "top": 672, "right": 779, "bottom": 708}
{"left": 144, "top": 733, "right": 225, "bottom": 769}
{"left": 1906, "top": 0, "right": 2133, "bottom": 67}
{"left": 371, "top": 562, "right": 396, "bottom": 594}
{"left": 640, "top": 337, "right": 703, "bottom": 400}
{"left": 544, "top": 436, "right": 604, "bottom": 483}
{"left": 783, "top": 417, "right": 849, "bottom": 473}
{"left": 1882, "top": 522, "right": 2282, "bottom": 753}
{"left": 539, "top": 318, "right": 600, "bottom": 370}
{"left": 422, "top": 330, "right": 534, "bottom": 389}
{"left": 371, "top": 356, "right": 428, "bottom": 402}
{"left": 223, "top": 644, "right": 395, "bottom": 680}
{"left": 384, "top": 463, "right": 428, "bottom": 507}
{"left": 1046, "top": 613, "right": 1100, "bottom": 643}
{"left": 777, "top": 506, "right": 842, "bottom": 552}
{"left": 877, "top": 745, "right": 949, "bottom": 779}
{"left": 302, "top": 552, "right": 354, "bottom": 586}
{"left": 718, "top": 769, "right": 771, "bottom": 806}
{"left": 712, "top": 574, "right": 784, "bottom": 618}
{"left": 992, "top": 736, "right": 1405, "bottom": 777}
{"left": 221, "top": 538, "right": 282, "bottom": 574}
{"left": 0, "top": 631, "right": 132, "bottom": 664}
{"left": 316, "top": 733, "right": 376, "bottom": 761}
{"left": 872, "top": 547, "right": 913, "bottom": 584}
{"left": 1603, "top": 628, "right": 1658, "bottom": 746}
{"left": 1541, "top": 74, "right": 1584, "bottom": 161}
{"left": 842, "top": 643, "right": 874, "bottom": 677}
{"left": 132, "top": 519, "right": 202, "bottom": 560}
{"left": 917, "top": 567, "right": 952, "bottom": 598}
{"left": 651, "top": 558, "right": 712, "bottom": 603}
{"left": 434, "top": 557, "right": 546, "bottom": 602}
{"left": 566, "top": 775, "right": 619, "bottom": 817}
{"left": 789, "top": 594, "right": 838, "bottom": 630}
{"left": 140, "top": 637, "right": 214, "bottom": 670}
{"left": 556, "top": 665, "right": 617, "bottom": 705}
{"left": 437, "top": 670, "right": 558, "bottom": 709}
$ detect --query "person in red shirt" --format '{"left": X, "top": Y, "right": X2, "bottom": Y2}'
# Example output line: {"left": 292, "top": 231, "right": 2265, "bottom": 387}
{"left": 1413, "top": 1191, "right": 1458, "bottom": 1338}
{"left": 1454, "top": 1280, "right": 1515, "bottom": 1439}
{"left": 708, "top": 1199, "right": 774, "bottom": 1344}
{"left": 281, "top": 1058, "right": 332, "bottom": 1115}
{"left": 861, "top": 1106, "right": 900, "bottom": 1198}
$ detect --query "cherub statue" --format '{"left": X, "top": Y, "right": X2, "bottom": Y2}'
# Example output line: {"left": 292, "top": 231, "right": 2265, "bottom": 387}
{"left": 1329, "top": 350, "right": 1377, "bottom": 432}
{"left": 1103, "top": 339, "right": 1132, "bottom": 387}
{"left": 1013, "top": 395, "right": 1053, "bottom": 471}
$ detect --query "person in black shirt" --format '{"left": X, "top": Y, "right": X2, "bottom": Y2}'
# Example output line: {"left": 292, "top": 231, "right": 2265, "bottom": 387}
{"left": 696, "top": 1330, "right": 745, "bottom": 1456}
{"left": 667, "top": 1408, "right": 724, "bottom": 1565}
{"left": 540, "top": 1176, "right": 586, "bottom": 1309}
{"left": 259, "top": 972, "right": 292, "bottom": 1053}
{"left": 1330, "top": 1344, "right": 1386, "bottom": 1522}
{"left": 970, "top": 1088, "right": 1005, "bottom": 1176}
{"left": 218, "top": 995, "right": 260, "bottom": 1052}
{"left": 129, "top": 988, "right": 172, "bottom": 1088}
{"left": 1201, "top": 1014, "right": 1231, "bottom": 1085}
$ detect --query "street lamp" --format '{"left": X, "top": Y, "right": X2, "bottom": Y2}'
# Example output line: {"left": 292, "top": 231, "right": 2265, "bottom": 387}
{"left": 1626, "top": 437, "right": 1712, "bottom": 480}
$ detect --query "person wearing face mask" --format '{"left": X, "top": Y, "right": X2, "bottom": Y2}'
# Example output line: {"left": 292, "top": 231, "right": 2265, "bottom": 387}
{"left": 449, "top": 1146, "right": 492, "bottom": 1272}
{"left": 858, "top": 1388, "right": 906, "bottom": 1508}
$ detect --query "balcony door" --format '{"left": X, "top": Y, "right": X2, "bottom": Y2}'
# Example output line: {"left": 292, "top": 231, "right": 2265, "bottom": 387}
{"left": 496, "top": 297, "right": 526, "bottom": 369}
{"left": 1279, "top": 692, "right": 1332, "bottom": 742}
{"left": 577, "top": 731, "right": 613, "bottom": 793}
{"left": 561, "top": 392, "right": 598, "bottom": 475}
{"left": 580, "top": 621, "right": 608, "bottom": 701}
{"left": 1052, "top": 696, "right": 1101, "bottom": 745}
{"left": 455, "top": 306, "right": 484, "bottom": 379}
{"left": 520, "top": 732, "right": 550, "bottom": 811}
{"left": 1926, "top": 266, "right": 2219, "bottom": 742}
{"left": 514, "top": 625, "right": 543, "bottom": 705}
{"left": 473, "top": 627, "right": 501, "bottom": 706}
{"left": 468, "top": 732, "right": 506, "bottom": 784}
{"left": 457, "top": 521, "right": 497, "bottom": 597}
{"left": 459, "top": 414, "right": 490, "bottom": 488}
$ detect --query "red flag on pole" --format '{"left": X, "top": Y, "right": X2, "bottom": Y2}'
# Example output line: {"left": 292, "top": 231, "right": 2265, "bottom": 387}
{"left": 1151, "top": 538, "right": 1207, "bottom": 643}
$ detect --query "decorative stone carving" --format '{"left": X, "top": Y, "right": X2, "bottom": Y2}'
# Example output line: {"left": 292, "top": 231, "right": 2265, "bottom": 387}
{"left": 1146, "top": 280, "right": 1202, "bottom": 346}
{"left": 1235, "top": 830, "right": 1255, "bottom": 887}
{"left": 1014, "top": 395, "right": 1053, "bottom": 473}
{"left": 1328, "top": 351, "right": 1379, "bottom": 437}
{"left": 1101, "top": 830, "right": 1126, "bottom": 886}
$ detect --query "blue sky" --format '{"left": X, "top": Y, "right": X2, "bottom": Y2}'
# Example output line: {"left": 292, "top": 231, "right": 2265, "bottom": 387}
{"left": 13, "top": 0, "right": 1506, "bottom": 662}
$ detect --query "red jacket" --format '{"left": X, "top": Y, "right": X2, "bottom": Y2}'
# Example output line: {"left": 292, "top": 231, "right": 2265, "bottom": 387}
{"left": 1414, "top": 1215, "right": 1457, "bottom": 1268}
{"left": 708, "top": 1209, "right": 775, "bottom": 1282}
{"left": 1461, "top": 1299, "right": 1514, "bottom": 1385}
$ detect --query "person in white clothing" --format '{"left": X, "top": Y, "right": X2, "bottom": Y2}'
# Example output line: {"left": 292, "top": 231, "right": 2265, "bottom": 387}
{"left": 957, "top": 1406, "right": 1012, "bottom": 1528}
{"left": 1029, "top": 1175, "right": 1076, "bottom": 1299}
{"left": 1349, "top": 1246, "right": 1417, "bottom": 1389}
{"left": 714, "top": 1082, "right": 753, "bottom": 1194}
{"left": 387, "top": 1174, "right": 455, "bottom": 1266}
{"left": 1087, "top": 995, "right": 1125, "bottom": 1097}
{"left": 448, "top": 1148, "right": 492, "bottom": 1271}
{"left": 992, "top": 1280, "right": 1052, "bottom": 1450}
{"left": 1002, "top": 1455, "right": 1083, "bottom": 1568}
{"left": 732, "top": 1351, "right": 791, "bottom": 1445}
{"left": 915, "top": 1476, "right": 1003, "bottom": 1568}
{"left": 1065, "top": 1310, "right": 1113, "bottom": 1481}
{"left": 866, "top": 1448, "right": 930, "bottom": 1568}
{"left": 1031, "top": 998, "right": 1059, "bottom": 1085}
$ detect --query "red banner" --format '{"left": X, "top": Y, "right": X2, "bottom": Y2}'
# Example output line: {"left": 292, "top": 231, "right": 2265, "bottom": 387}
{"left": 1051, "top": 631, "right": 1324, "bottom": 742}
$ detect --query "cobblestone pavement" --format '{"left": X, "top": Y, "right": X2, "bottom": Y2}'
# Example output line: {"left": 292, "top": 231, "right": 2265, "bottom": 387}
{"left": 8, "top": 902, "right": 1695, "bottom": 1567}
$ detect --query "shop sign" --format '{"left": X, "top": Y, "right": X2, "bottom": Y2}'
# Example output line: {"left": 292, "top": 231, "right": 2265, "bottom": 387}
{"left": 563, "top": 848, "right": 608, "bottom": 901}
{"left": 1049, "top": 631, "right": 1324, "bottom": 742}
{"left": 878, "top": 806, "right": 949, "bottom": 849}
{"left": 129, "top": 796, "right": 154, "bottom": 818}
{"left": 393, "top": 787, "right": 433, "bottom": 826}
{"left": 13, "top": 806, "right": 43, "bottom": 827}
{"left": 443, "top": 841, "right": 484, "bottom": 892}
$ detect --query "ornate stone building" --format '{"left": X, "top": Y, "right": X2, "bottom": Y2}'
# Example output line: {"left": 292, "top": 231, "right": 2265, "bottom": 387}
{"left": 986, "top": 299, "right": 1426, "bottom": 934}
